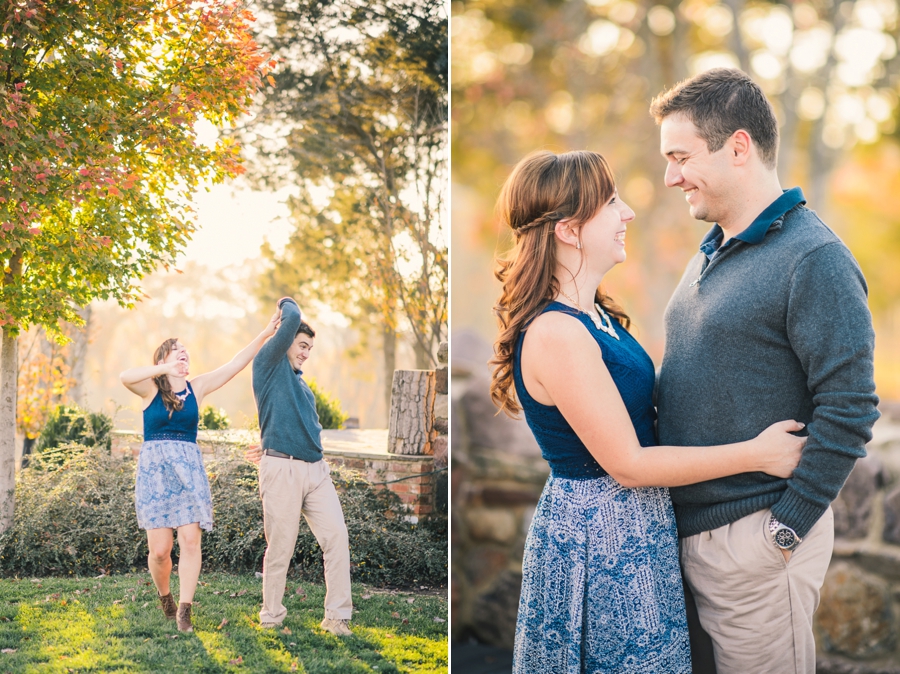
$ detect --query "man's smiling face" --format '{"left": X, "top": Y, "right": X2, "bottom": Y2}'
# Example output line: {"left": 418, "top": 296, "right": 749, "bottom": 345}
{"left": 660, "top": 113, "right": 735, "bottom": 224}
{"left": 287, "top": 333, "right": 314, "bottom": 372}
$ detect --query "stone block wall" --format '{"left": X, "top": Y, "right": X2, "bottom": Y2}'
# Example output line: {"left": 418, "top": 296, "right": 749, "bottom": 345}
{"left": 451, "top": 329, "right": 900, "bottom": 673}
{"left": 817, "top": 402, "right": 900, "bottom": 673}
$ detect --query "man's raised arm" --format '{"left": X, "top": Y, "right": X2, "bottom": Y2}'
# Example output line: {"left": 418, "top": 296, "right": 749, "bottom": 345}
{"left": 254, "top": 297, "right": 302, "bottom": 372}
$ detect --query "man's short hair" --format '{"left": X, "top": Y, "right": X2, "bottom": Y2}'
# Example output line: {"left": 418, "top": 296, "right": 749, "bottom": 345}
{"left": 649, "top": 68, "right": 779, "bottom": 169}
{"left": 296, "top": 321, "right": 316, "bottom": 339}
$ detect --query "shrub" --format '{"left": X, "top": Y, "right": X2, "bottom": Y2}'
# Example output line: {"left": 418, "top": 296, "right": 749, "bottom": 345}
{"left": 0, "top": 445, "right": 447, "bottom": 587}
{"left": 0, "top": 447, "right": 145, "bottom": 575}
{"left": 198, "top": 405, "right": 231, "bottom": 430}
{"left": 307, "top": 378, "right": 348, "bottom": 430}
{"left": 34, "top": 405, "right": 113, "bottom": 466}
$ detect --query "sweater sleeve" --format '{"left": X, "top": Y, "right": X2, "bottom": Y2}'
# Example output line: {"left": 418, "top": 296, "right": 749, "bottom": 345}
{"left": 253, "top": 298, "right": 302, "bottom": 373}
{"left": 771, "top": 242, "right": 880, "bottom": 538}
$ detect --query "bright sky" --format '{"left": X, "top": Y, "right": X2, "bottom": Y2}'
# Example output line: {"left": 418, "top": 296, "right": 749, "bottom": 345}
{"left": 185, "top": 182, "right": 295, "bottom": 269}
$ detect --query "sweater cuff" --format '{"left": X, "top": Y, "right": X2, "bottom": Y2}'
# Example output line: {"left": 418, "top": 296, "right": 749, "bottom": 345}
{"left": 277, "top": 297, "right": 297, "bottom": 308}
{"left": 770, "top": 488, "right": 828, "bottom": 539}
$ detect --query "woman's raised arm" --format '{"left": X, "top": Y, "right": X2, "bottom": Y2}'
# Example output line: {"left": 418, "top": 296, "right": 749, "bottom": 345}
{"left": 189, "top": 309, "right": 282, "bottom": 406}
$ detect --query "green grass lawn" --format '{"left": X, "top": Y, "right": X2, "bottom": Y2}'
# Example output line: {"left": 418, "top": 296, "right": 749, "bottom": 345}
{"left": 0, "top": 572, "right": 447, "bottom": 673}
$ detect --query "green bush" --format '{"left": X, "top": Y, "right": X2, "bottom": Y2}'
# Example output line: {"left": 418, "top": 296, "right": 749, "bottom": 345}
{"left": 0, "top": 447, "right": 145, "bottom": 575}
{"left": 0, "top": 445, "right": 447, "bottom": 587}
{"left": 198, "top": 405, "right": 231, "bottom": 430}
{"left": 34, "top": 405, "right": 113, "bottom": 466}
{"left": 307, "top": 378, "right": 348, "bottom": 430}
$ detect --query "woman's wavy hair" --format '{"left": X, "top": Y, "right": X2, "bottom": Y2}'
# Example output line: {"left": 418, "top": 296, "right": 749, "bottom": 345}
{"left": 489, "top": 150, "right": 631, "bottom": 418}
{"left": 152, "top": 338, "right": 184, "bottom": 417}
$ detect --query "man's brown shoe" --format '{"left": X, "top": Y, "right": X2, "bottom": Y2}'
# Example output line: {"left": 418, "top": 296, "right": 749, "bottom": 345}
{"left": 176, "top": 602, "right": 193, "bottom": 633}
{"left": 158, "top": 592, "right": 177, "bottom": 620}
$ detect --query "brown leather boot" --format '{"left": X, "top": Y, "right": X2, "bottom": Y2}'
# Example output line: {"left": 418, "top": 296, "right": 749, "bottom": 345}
{"left": 158, "top": 592, "right": 177, "bottom": 620}
{"left": 176, "top": 602, "right": 193, "bottom": 632}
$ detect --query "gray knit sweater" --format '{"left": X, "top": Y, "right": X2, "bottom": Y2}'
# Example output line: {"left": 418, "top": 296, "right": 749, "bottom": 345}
{"left": 657, "top": 194, "right": 880, "bottom": 539}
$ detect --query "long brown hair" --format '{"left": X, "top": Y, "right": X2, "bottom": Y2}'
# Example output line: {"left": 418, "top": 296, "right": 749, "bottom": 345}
{"left": 152, "top": 338, "right": 185, "bottom": 416}
{"left": 489, "top": 150, "right": 631, "bottom": 418}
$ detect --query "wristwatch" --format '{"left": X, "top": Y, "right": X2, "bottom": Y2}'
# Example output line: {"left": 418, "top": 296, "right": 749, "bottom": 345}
{"left": 768, "top": 513, "right": 802, "bottom": 551}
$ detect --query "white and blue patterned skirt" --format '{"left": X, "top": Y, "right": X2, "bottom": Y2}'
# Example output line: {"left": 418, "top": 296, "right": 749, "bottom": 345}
{"left": 135, "top": 440, "right": 213, "bottom": 531}
{"left": 513, "top": 474, "right": 691, "bottom": 673}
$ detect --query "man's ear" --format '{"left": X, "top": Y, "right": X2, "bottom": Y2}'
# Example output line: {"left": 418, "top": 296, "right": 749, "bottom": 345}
{"left": 554, "top": 219, "right": 579, "bottom": 248}
{"left": 729, "top": 129, "right": 752, "bottom": 166}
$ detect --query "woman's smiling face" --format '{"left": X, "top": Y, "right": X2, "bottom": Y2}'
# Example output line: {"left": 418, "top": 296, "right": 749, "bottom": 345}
{"left": 578, "top": 190, "right": 635, "bottom": 272}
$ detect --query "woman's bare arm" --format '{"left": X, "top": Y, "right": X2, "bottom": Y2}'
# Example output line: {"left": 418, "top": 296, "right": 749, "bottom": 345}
{"left": 522, "top": 312, "right": 805, "bottom": 488}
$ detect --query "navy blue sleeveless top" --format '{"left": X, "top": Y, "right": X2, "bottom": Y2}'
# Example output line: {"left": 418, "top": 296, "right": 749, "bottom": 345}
{"left": 513, "top": 301, "right": 658, "bottom": 479}
{"left": 143, "top": 381, "right": 199, "bottom": 443}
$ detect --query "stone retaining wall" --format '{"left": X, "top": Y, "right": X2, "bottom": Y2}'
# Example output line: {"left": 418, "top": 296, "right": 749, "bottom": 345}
{"left": 451, "top": 329, "right": 900, "bottom": 672}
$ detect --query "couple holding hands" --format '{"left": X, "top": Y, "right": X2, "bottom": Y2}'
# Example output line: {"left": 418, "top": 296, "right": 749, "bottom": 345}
{"left": 120, "top": 297, "right": 352, "bottom": 636}
{"left": 492, "top": 68, "right": 879, "bottom": 673}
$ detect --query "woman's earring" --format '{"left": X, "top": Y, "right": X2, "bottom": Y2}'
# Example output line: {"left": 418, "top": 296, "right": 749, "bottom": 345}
{"left": 576, "top": 241, "right": 582, "bottom": 250}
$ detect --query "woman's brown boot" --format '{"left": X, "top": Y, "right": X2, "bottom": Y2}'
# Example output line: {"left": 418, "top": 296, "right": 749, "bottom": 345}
{"left": 158, "top": 592, "right": 177, "bottom": 620}
{"left": 176, "top": 602, "right": 193, "bottom": 632}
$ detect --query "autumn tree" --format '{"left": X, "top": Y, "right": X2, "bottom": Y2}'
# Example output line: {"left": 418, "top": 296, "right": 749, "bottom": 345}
{"left": 248, "top": 0, "right": 448, "bottom": 386}
{"left": 0, "top": 0, "right": 273, "bottom": 532}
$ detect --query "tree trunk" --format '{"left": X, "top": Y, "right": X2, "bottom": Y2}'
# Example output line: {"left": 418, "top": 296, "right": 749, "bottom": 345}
{"left": 382, "top": 326, "right": 397, "bottom": 426}
{"left": 67, "top": 305, "right": 92, "bottom": 407}
{"left": 388, "top": 369, "right": 435, "bottom": 455}
{"left": 0, "top": 327, "right": 17, "bottom": 534}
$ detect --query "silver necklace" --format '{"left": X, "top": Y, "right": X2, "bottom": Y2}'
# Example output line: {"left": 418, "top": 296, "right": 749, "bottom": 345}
{"left": 557, "top": 288, "right": 620, "bottom": 340}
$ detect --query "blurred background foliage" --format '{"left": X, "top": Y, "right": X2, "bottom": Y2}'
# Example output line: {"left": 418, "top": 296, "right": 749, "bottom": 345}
{"left": 452, "top": 0, "right": 900, "bottom": 399}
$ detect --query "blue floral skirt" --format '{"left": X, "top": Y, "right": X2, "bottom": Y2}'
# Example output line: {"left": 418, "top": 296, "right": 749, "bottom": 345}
{"left": 135, "top": 440, "right": 213, "bottom": 531}
{"left": 513, "top": 474, "right": 691, "bottom": 673}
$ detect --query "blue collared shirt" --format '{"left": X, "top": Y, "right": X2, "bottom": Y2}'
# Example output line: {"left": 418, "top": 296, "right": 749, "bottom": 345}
{"left": 699, "top": 187, "right": 807, "bottom": 261}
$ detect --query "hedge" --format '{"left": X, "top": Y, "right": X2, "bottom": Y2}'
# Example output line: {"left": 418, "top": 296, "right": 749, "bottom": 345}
{"left": 0, "top": 445, "right": 447, "bottom": 587}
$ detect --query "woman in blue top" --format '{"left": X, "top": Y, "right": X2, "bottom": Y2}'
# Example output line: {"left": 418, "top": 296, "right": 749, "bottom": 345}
{"left": 489, "top": 150, "right": 807, "bottom": 673}
{"left": 120, "top": 311, "right": 280, "bottom": 632}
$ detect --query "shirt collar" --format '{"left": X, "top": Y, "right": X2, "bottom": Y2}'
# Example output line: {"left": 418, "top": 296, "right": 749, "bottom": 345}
{"left": 699, "top": 187, "right": 806, "bottom": 252}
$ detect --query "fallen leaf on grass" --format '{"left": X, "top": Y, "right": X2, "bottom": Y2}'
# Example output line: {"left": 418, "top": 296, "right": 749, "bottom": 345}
{"left": 385, "top": 634, "right": 394, "bottom": 639}
{"left": 113, "top": 600, "right": 121, "bottom": 605}
{"left": 433, "top": 617, "right": 445, "bottom": 623}
{"left": 229, "top": 656, "right": 243, "bottom": 665}
{"left": 391, "top": 612, "right": 401, "bottom": 619}
{"left": 218, "top": 619, "right": 229, "bottom": 630}
{"left": 213, "top": 591, "right": 222, "bottom": 595}
{"left": 1, "top": 649, "right": 16, "bottom": 654}
{"left": 281, "top": 627, "right": 292, "bottom": 635}
{"left": 142, "top": 602, "right": 148, "bottom": 608}
{"left": 255, "top": 572, "right": 263, "bottom": 579}
{"left": 290, "top": 663, "right": 298, "bottom": 672}
{"left": 402, "top": 618, "right": 409, "bottom": 624}
{"left": 236, "top": 589, "right": 247, "bottom": 597}
{"left": 406, "top": 598, "right": 415, "bottom": 604}
{"left": 361, "top": 594, "right": 372, "bottom": 600}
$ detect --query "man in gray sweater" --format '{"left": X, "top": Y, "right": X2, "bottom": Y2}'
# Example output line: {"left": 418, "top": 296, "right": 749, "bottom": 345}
{"left": 651, "top": 69, "right": 879, "bottom": 673}
{"left": 247, "top": 297, "right": 353, "bottom": 636}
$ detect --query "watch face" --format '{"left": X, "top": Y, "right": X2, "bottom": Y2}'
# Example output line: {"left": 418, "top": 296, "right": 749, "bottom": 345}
{"left": 774, "top": 527, "right": 797, "bottom": 549}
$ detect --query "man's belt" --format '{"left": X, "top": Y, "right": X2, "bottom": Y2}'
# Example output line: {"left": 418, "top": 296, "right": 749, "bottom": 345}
{"left": 263, "top": 448, "right": 302, "bottom": 460}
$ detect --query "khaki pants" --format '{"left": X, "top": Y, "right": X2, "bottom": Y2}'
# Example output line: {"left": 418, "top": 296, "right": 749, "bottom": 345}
{"left": 258, "top": 455, "right": 352, "bottom": 624}
{"left": 680, "top": 507, "right": 834, "bottom": 674}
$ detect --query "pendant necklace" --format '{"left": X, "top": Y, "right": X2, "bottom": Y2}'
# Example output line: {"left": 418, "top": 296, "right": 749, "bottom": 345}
{"left": 557, "top": 288, "right": 620, "bottom": 340}
{"left": 174, "top": 387, "right": 191, "bottom": 403}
